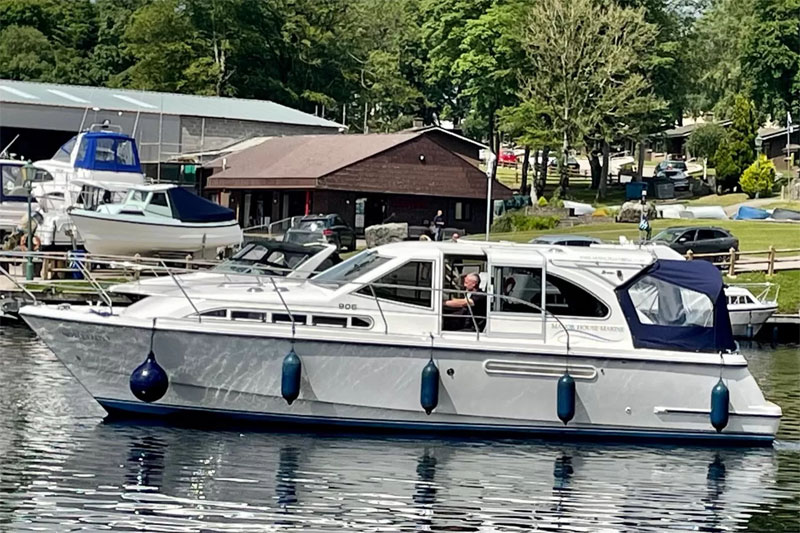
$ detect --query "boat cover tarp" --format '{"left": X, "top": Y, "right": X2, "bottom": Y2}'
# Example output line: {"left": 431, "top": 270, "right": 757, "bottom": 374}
{"left": 167, "top": 187, "right": 235, "bottom": 223}
{"left": 616, "top": 259, "right": 736, "bottom": 353}
{"left": 685, "top": 206, "right": 728, "bottom": 220}
{"left": 771, "top": 208, "right": 800, "bottom": 221}
{"left": 733, "top": 205, "right": 769, "bottom": 220}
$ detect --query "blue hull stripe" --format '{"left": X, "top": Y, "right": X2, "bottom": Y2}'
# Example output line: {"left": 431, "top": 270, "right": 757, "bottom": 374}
{"left": 96, "top": 398, "right": 774, "bottom": 446}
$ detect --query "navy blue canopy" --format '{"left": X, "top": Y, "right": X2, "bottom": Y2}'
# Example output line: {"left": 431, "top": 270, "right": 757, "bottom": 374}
{"left": 616, "top": 259, "right": 735, "bottom": 353}
{"left": 167, "top": 187, "right": 235, "bottom": 223}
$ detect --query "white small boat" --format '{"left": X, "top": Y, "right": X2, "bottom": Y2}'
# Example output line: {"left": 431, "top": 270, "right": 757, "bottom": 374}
{"left": 725, "top": 284, "right": 778, "bottom": 338}
{"left": 69, "top": 184, "right": 242, "bottom": 257}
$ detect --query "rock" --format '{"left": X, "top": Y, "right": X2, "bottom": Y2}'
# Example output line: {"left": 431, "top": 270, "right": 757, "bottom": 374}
{"left": 616, "top": 200, "right": 657, "bottom": 223}
{"left": 789, "top": 177, "right": 800, "bottom": 201}
{"left": 365, "top": 222, "right": 408, "bottom": 248}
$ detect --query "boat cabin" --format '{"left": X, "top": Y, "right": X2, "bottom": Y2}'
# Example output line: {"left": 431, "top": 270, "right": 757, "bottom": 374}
{"left": 95, "top": 184, "right": 235, "bottom": 223}
{"left": 172, "top": 241, "right": 734, "bottom": 354}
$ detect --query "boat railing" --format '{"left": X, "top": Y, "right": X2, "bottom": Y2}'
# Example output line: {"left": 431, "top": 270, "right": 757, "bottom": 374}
{"left": 728, "top": 282, "right": 780, "bottom": 305}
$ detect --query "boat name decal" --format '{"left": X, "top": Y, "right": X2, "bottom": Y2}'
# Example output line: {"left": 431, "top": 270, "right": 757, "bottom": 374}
{"left": 61, "top": 329, "right": 109, "bottom": 343}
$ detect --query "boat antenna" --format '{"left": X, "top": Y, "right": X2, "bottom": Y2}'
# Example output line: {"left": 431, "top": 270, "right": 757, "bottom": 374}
{"left": 0, "top": 134, "right": 19, "bottom": 158}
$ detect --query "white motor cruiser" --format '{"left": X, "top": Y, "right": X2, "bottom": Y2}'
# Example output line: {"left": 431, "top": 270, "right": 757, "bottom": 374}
{"left": 725, "top": 284, "right": 779, "bottom": 338}
{"left": 0, "top": 158, "right": 38, "bottom": 236}
{"left": 32, "top": 125, "right": 146, "bottom": 248}
{"left": 68, "top": 184, "right": 242, "bottom": 258}
{"left": 21, "top": 241, "right": 781, "bottom": 444}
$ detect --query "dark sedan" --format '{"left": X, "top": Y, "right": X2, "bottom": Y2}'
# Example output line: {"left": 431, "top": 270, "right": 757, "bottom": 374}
{"left": 652, "top": 226, "right": 739, "bottom": 257}
{"left": 284, "top": 214, "right": 357, "bottom": 251}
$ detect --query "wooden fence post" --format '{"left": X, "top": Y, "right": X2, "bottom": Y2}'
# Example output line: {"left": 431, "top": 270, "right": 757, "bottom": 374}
{"left": 134, "top": 253, "right": 141, "bottom": 281}
{"left": 185, "top": 254, "right": 192, "bottom": 271}
{"left": 727, "top": 247, "right": 737, "bottom": 277}
{"left": 767, "top": 245, "right": 776, "bottom": 276}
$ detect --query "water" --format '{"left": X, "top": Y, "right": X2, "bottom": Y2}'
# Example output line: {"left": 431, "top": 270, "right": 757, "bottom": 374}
{"left": 0, "top": 325, "right": 797, "bottom": 532}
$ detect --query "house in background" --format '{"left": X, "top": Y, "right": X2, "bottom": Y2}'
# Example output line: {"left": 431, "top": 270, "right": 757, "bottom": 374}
{"left": 205, "top": 129, "right": 512, "bottom": 235}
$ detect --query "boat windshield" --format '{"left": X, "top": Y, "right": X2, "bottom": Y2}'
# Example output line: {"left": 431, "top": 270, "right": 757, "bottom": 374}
{"left": 52, "top": 136, "right": 77, "bottom": 163}
{"left": 312, "top": 250, "right": 390, "bottom": 284}
{"left": 213, "top": 244, "right": 312, "bottom": 275}
{"left": 652, "top": 228, "right": 684, "bottom": 243}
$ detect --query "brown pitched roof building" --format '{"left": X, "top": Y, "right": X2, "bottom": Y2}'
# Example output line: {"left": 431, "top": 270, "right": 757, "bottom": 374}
{"left": 205, "top": 130, "right": 512, "bottom": 235}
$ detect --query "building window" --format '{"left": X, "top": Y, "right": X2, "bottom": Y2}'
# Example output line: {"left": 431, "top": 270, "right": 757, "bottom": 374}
{"left": 494, "top": 266, "right": 609, "bottom": 318}
{"left": 358, "top": 261, "right": 434, "bottom": 307}
{"left": 454, "top": 201, "right": 471, "bottom": 221}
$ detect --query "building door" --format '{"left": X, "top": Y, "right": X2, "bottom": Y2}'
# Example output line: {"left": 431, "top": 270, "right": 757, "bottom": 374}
{"left": 364, "top": 196, "right": 386, "bottom": 227}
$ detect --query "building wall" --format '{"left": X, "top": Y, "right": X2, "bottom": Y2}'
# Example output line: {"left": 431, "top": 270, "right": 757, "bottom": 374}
{"left": 322, "top": 135, "right": 497, "bottom": 199}
{"left": 764, "top": 130, "right": 799, "bottom": 171}
{"left": 179, "top": 116, "right": 340, "bottom": 155}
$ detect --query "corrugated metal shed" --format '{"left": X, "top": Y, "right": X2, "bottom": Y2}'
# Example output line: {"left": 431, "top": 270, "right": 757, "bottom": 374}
{"left": 0, "top": 79, "right": 343, "bottom": 129}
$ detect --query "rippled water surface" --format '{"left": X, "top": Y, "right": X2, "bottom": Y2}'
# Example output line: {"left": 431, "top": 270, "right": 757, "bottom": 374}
{"left": 0, "top": 325, "right": 797, "bottom": 532}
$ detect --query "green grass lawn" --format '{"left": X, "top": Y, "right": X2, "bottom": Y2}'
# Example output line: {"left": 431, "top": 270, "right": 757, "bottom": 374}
{"left": 687, "top": 193, "right": 749, "bottom": 207}
{"left": 725, "top": 270, "right": 800, "bottom": 313}
{"left": 490, "top": 219, "right": 800, "bottom": 252}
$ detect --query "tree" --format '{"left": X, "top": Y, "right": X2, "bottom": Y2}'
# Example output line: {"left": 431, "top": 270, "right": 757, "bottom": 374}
{"left": 0, "top": 25, "right": 55, "bottom": 81}
{"left": 713, "top": 94, "right": 758, "bottom": 191}
{"left": 743, "top": 0, "right": 799, "bottom": 124}
{"left": 686, "top": 122, "right": 727, "bottom": 181}
{"left": 739, "top": 154, "right": 776, "bottom": 197}
{"left": 518, "top": 0, "right": 661, "bottom": 197}
{"left": 689, "top": 0, "right": 757, "bottom": 118}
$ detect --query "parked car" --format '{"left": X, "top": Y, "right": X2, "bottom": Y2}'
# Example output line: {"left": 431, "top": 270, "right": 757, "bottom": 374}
{"left": 548, "top": 155, "right": 580, "bottom": 170}
{"left": 656, "top": 169, "right": 690, "bottom": 191}
{"left": 529, "top": 235, "right": 603, "bottom": 247}
{"left": 283, "top": 214, "right": 357, "bottom": 251}
{"left": 655, "top": 160, "right": 688, "bottom": 173}
{"left": 651, "top": 226, "right": 739, "bottom": 257}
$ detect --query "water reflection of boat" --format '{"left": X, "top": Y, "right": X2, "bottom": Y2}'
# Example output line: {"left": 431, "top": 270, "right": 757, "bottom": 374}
{"left": 30, "top": 427, "right": 782, "bottom": 532}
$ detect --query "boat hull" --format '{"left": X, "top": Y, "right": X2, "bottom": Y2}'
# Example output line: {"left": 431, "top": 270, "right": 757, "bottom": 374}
{"left": 729, "top": 306, "right": 778, "bottom": 338}
{"left": 70, "top": 212, "right": 242, "bottom": 256}
{"left": 22, "top": 309, "right": 780, "bottom": 445}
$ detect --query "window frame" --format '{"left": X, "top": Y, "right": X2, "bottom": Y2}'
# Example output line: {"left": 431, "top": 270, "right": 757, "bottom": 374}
{"left": 356, "top": 259, "right": 436, "bottom": 309}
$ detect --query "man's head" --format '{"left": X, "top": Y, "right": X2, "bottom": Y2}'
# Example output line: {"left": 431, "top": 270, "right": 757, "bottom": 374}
{"left": 437, "top": 209, "right": 443, "bottom": 216}
{"left": 464, "top": 272, "right": 480, "bottom": 291}
{"left": 450, "top": 232, "right": 460, "bottom": 241}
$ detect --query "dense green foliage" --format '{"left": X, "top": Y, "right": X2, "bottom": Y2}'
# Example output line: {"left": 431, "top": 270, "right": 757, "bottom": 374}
{"left": 0, "top": 0, "right": 796, "bottom": 145}
{"left": 714, "top": 95, "right": 758, "bottom": 190}
{"left": 739, "top": 154, "right": 776, "bottom": 197}
{"left": 686, "top": 123, "right": 727, "bottom": 162}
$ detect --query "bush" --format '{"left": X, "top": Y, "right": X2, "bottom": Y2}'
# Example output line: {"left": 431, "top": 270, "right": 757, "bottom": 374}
{"left": 739, "top": 155, "right": 776, "bottom": 198}
{"left": 491, "top": 210, "right": 559, "bottom": 232}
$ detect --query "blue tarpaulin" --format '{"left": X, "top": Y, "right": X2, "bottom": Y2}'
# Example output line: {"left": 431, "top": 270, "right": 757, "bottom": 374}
{"left": 616, "top": 259, "right": 735, "bottom": 353}
{"left": 167, "top": 187, "right": 235, "bottom": 223}
{"left": 733, "top": 205, "right": 769, "bottom": 220}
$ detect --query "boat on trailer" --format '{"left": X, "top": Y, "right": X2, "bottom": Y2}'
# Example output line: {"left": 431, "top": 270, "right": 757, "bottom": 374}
{"left": 20, "top": 241, "right": 781, "bottom": 444}
{"left": 69, "top": 184, "right": 242, "bottom": 258}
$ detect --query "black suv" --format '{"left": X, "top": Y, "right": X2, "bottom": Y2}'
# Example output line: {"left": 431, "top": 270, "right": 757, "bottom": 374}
{"left": 284, "top": 214, "right": 357, "bottom": 251}
{"left": 652, "top": 226, "right": 739, "bottom": 257}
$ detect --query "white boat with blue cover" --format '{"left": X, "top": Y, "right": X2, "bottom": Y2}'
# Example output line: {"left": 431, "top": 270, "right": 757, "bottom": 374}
{"left": 32, "top": 125, "right": 146, "bottom": 248}
{"left": 69, "top": 184, "right": 242, "bottom": 257}
{"left": 20, "top": 241, "right": 781, "bottom": 444}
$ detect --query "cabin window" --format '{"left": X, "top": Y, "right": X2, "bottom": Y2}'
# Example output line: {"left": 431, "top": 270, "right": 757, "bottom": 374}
{"left": 145, "top": 192, "right": 172, "bottom": 217}
{"left": 150, "top": 192, "right": 169, "bottom": 207}
{"left": 272, "top": 313, "right": 307, "bottom": 325}
{"left": 351, "top": 316, "right": 373, "bottom": 328}
{"left": 493, "top": 266, "right": 609, "bottom": 318}
{"left": 116, "top": 140, "right": 136, "bottom": 166}
{"left": 200, "top": 309, "right": 227, "bottom": 318}
{"left": 231, "top": 310, "right": 265, "bottom": 321}
{"left": 1, "top": 165, "right": 25, "bottom": 197}
{"left": 95, "top": 138, "right": 115, "bottom": 162}
{"left": 312, "top": 315, "right": 348, "bottom": 327}
{"left": 629, "top": 275, "right": 713, "bottom": 327}
{"left": 358, "top": 261, "right": 434, "bottom": 308}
